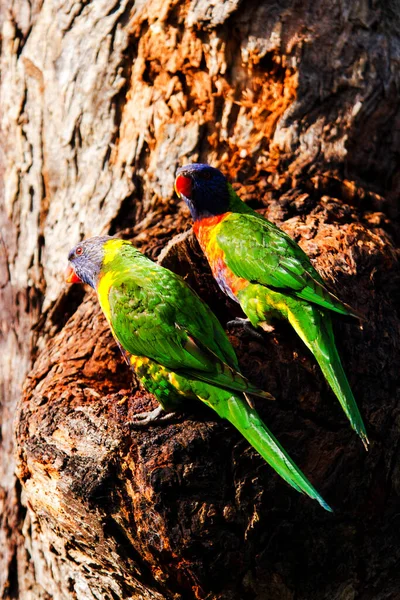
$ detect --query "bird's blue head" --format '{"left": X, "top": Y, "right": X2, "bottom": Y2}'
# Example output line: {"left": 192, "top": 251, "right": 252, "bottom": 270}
{"left": 66, "top": 236, "right": 112, "bottom": 288}
{"left": 175, "top": 163, "right": 230, "bottom": 221}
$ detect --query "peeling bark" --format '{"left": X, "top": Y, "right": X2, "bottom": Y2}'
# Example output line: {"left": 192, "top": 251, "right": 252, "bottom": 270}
{"left": 1, "top": 1, "right": 400, "bottom": 598}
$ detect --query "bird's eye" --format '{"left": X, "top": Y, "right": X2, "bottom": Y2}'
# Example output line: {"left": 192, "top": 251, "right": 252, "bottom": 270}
{"left": 200, "top": 170, "right": 212, "bottom": 180}
{"left": 75, "top": 246, "right": 83, "bottom": 256}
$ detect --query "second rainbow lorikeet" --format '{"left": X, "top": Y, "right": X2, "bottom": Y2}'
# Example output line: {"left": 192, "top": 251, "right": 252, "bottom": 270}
{"left": 175, "top": 163, "right": 368, "bottom": 449}
{"left": 66, "top": 235, "right": 331, "bottom": 510}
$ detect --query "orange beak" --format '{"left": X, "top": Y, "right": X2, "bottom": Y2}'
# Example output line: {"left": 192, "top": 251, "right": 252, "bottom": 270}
{"left": 65, "top": 264, "right": 82, "bottom": 284}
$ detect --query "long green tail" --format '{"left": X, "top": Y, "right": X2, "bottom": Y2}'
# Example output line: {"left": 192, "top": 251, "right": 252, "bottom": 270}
{"left": 286, "top": 301, "right": 369, "bottom": 449}
{"left": 197, "top": 387, "right": 332, "bottom": 511}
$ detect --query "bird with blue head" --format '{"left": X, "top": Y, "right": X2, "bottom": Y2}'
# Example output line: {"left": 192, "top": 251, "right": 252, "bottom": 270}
{"left": 175, "top": 162, "right": 368, "bottom": 450}
{"left": 65, "top": 234, "right": 332, "bottom": 511}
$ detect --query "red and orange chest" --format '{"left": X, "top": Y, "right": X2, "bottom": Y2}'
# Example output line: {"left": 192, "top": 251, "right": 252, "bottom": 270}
{"left": 193, "top": 214, "right": 248, "bottom": 300}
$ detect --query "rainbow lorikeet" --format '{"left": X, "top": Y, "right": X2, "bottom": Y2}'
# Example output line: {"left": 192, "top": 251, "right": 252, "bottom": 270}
{"left": 66, "top": 236, "right": 331, "bottom": 510}
{"left": 175, "top": 163, "right": 368, "bottom": 449}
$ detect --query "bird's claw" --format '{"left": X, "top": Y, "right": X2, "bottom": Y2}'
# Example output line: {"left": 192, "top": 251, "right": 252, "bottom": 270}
{"left": 127, "top": 405, "right": 180, "bottom": 428}
{"left": 227, "top": 318, "right": 265, "bottom": 342}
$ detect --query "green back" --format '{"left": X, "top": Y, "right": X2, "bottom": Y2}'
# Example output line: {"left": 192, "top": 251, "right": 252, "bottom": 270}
{"left": 104, "top": 244, "right": 239, "bottom": 372}
{"left": 218, "top": 187, "right": 358, "bottom": 317}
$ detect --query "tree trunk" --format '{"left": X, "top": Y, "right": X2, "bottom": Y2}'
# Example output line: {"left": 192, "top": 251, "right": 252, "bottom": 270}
{"left": 1, "top": 1, "right": 399, "bottom": 598}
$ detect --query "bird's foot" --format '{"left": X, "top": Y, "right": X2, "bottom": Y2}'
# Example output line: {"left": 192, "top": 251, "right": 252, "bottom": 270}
{"left": 259, "top": 321, "right": 275, "bottom": 334}
{"left": 227, "top": 318, "right": 265, "bottom": 342}
{"left": 127, "top": 405, "right": 180, "bottom": 428}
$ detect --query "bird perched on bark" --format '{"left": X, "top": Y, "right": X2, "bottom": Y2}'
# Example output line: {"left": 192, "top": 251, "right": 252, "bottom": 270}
{"left": 66, "top": 235, "right": 331, "bottom": 510}
{"left": 175, "top": 163, "right": 368, "bottom": 449}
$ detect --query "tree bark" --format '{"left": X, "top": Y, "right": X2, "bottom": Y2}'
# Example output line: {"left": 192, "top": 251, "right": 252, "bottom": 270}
{"left": 1, "top": 1, "right": 400, "bottom": 598}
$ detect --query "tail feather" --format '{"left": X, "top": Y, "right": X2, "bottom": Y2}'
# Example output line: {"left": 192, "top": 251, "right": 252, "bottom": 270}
{"left": 298, "top": 272, "right": 365, "bottom": 321}
{"left": 183, "top": 361, "right": 275, "bottom": 401}
{"left": 287, "top": 304, "right": 369, "bottom": 448}
{"left": 200, "top": 390, "right": 332, "bottom": 511}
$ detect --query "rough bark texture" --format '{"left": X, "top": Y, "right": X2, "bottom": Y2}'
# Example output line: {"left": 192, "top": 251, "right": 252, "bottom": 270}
{"left": 1, "top": 1, "right": 400, "bottom": 599}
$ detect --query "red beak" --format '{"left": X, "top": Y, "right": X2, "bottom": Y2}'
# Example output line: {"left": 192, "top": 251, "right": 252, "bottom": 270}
{"left": 65, "top": 264, "right": 82, "bottom": 284}
{"left": 175, "top": 174, "right": 192, "bottom": 198}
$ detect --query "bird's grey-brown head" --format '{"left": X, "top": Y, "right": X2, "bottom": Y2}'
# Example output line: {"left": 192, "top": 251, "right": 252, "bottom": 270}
{"left": 66, "top": 236, "right": 113, "bottom": 288}
{"left": 175, "top": 163, "right": 230, "bottom": 221}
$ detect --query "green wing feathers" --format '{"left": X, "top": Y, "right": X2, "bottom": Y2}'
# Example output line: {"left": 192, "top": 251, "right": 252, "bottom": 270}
{"left": 217, "top": 213, "right": 361, "bottom": 318}
{"left": 181, "top": 331, "right": 274, "bottom": 400}
{"left": 107, "top": 251, "right": 270, "bottom": 399}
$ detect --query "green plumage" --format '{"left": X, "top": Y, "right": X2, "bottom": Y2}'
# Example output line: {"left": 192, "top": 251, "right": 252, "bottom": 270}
{"left": 207, "top": 185, "right": 367, "bottom": 447}
{"left": 218, "top": 196, "right": 360, "bottom": 318}
{"left": 103, "top": 245, "right": 266, "bottom": 397}
{"left": 69, "top": 237, "right": 331, "bottom": 510}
